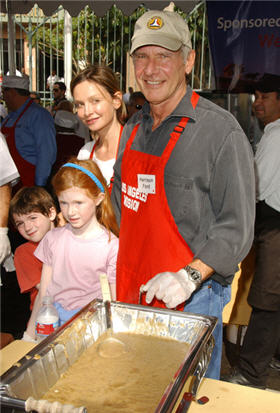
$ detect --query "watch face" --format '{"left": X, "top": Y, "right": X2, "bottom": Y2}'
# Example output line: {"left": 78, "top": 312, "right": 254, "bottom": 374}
{"left": 190, "top": 270, "right": 200, "bottom": 281}
{"left": 186, "top": 266, "right": 202, "bottom": 283}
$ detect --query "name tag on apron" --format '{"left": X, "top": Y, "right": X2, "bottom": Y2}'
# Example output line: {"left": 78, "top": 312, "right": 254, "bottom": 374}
{"left": 138, "top": 174, "right": 156, "bottom": 194}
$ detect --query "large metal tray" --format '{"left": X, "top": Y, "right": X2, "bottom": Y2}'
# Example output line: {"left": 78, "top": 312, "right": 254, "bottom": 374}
{"left": 0, "top": 300, "right": 217, "bottom": 413}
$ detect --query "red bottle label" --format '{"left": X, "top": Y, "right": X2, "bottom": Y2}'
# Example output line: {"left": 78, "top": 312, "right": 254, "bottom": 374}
{"left": 36, "top": 321, "right": 59, "bottom": 336}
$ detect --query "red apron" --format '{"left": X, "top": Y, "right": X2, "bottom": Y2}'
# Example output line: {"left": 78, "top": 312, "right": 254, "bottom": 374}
{"left": 1, "top": 99, "right": 35, "bottom": 190}
{"left": 117, "top": 91, "right": 199, "bottom": 309}
{"left": 89, "top": 125, "right": 123, "bottom": 194}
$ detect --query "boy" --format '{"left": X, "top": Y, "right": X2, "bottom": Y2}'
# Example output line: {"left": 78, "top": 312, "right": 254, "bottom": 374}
{"left": 9, "top": 187, "right": 58, "bottom": 312}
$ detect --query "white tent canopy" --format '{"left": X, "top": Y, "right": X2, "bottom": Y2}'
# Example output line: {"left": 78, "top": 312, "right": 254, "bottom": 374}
{"left": 1, "top": 1, "right": 199, "bottom": 17}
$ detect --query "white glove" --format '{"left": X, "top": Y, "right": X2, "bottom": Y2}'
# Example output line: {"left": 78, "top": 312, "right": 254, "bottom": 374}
{"left": 3, "top": 253, "right": 16, "bottom": 272}
{"left": 22, "top": 331, "right": 37, "bottom": 343}
{"left": 0, "top": 227, "right": 11, "bottom": 264}
{"left": 142, "top": 269, "right": 197, "bottom": 309}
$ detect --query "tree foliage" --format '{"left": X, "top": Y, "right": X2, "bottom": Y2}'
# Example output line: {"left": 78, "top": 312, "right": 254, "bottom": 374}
{"left": 30, "top": 2, "right": 210, "bottom": 88}
{"left": 31, "top": 5, "right": 146, "bottom": 77}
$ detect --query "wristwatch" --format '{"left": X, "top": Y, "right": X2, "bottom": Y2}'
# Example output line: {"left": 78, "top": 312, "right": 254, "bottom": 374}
{"left": 184, "top": 265, "right": 202, "bottom": 288}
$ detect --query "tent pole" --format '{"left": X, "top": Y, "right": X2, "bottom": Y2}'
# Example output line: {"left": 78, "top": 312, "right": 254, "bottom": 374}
{"left": 64, "top": 10, "right": 72, "bottom": 100}
{"left": 6, "top": 0, "right": 16, "bottom": 75}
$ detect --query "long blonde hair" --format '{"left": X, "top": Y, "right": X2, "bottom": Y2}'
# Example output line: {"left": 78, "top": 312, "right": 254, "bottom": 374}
{"left": 51, "top": 157, "right": 119, "bottom": 237}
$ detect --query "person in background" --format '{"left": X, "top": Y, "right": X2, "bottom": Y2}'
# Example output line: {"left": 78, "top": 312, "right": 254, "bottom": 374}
{"left": 126, "top": 91, "right": 147, "bottom": 120}
{"left": 72, "top": 65, "right": 126, "bottom": 190}
{"left": 111, "top": 9, "right": 255, "bottom": 379}
{"left": 46, "top": 70, "right": 59, "bottom": 92}
{"left": 29, "top": 91, "right": 41, "bottom": 105}
{"left": 223, "top": 79, "right": 280, "bottom": 389}
{"left": 55, "top": 100, "right": 91, "bottom": 143}
{"left": 1, "top": 75, "right": 56, "bottom": 189}
{"left": 0, "top": 131, "right": 27, "bottom": 346}
{"left": 52, "top": 110, "right": 85, "bottom": 176}
{"left": 51, "top": 81, "right": 68, "bottom": 116}
{"left": 0, "top": 132, "right": 19, "bottom": 267}
{"left": 123, "top": 86, "right": 134, "bottom": 106}
{"left": 9, "top": 187, "right": 58, "bottom": 320}
{"left": 24, "top": 158, "right": 119, "bottom": 340}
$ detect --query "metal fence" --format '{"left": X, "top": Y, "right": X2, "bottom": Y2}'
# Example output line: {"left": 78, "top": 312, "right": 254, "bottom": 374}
{"left": 0, "top": 2, "right": 212, "bottom": 105}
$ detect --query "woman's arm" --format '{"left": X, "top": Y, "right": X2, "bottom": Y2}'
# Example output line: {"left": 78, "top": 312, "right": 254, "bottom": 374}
{"left": 25, "top": 264, "right": 53, "bottom": 339}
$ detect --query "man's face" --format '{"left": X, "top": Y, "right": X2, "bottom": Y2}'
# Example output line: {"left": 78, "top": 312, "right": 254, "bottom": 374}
{"left": 252, "top": 91, "right": 280, "bottom": 126}
{"left": 2, "top": 87, "right": 16, "bottom": 111}
{"left": 133, "top": 45, "right": 194, "bottom": 108}
{"left": 53, "top": 85, "right": 65, "bottom": 100}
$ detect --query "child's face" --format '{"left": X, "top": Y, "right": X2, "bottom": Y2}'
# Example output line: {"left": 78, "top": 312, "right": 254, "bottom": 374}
{"left": 13, "top": 210, "right": 55, "bottom": 243}
{"left": 58, "top": 187, "right": 104, "bottom": 236}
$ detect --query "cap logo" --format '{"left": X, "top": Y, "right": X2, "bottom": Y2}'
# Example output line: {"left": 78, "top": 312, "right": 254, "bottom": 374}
{"left": 147, "top": 16, "right": 163, "bottom": 30}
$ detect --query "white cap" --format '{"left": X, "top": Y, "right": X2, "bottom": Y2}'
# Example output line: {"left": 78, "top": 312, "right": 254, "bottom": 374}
{"left": 54, "top": 111, "right": 79, "bottom": 129}
{"left": 2, "top": 75, "right": 29, "bottom": 90}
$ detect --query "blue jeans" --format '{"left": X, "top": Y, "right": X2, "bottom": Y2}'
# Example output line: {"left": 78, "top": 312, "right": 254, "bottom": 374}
{"left": 184, "top": 279, "right": 231, "bottom": 380}
{"left": 54, "top": 302, "right": 82, "bottom": 326}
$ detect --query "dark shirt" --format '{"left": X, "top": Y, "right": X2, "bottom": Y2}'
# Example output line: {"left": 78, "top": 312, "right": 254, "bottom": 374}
{"left": 3, "top": 98, "right": 56, "bottom": 186}
{"left": 112, "top": 86, "right": 256, "bottom": 285}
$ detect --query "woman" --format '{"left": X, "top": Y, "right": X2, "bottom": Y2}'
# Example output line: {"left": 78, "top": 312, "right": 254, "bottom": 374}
{"left": 71, "top": 65, "right": 126, "bottom": 191}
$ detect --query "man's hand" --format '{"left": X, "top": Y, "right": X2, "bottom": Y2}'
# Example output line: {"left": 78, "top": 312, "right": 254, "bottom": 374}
{"left": 142, "top": 269, "right": 198, "bottom": 309}
{"left": 0, "top": 227, "right": 11, "bottom": 264}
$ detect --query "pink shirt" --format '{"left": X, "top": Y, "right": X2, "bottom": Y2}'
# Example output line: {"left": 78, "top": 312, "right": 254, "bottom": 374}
{"left": 35, "top": 224, "right": 118, "bottom": 310}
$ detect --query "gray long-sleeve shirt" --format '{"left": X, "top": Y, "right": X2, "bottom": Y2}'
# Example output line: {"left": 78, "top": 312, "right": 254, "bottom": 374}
{"left": 112, "top": 86, "right": 255, "bottom": 285}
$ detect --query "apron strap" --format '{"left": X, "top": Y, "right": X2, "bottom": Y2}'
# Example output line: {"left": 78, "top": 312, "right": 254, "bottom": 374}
{"left": 162, "top": 91, "right": 200, "bottom": 159}
{"left": 2, "top": 98, "right": 33, "bottom": 129}
{"left": 124, "top": 91, "right": 200, "bottom": 159}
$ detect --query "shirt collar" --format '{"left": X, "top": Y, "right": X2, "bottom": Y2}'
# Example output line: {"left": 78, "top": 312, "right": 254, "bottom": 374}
{"left": 264, "top": 117, "right": 280, "bottom": 132}
{"left": 142, "top": 85, "right": 197, "bottom": 123}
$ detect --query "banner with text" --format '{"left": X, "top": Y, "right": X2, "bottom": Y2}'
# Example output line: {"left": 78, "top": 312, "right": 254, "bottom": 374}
{"left": 207, "top": 0, "right": 280, "bottom": 92}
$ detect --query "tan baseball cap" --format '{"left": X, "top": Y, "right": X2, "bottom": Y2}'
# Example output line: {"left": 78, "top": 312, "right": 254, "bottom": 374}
{"left": 130, "top": 10, "right": 192, "bottom": 55}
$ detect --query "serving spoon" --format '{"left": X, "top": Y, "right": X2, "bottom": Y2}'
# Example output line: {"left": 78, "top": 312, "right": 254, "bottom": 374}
{"left": 97, "top": 274, "right": 127, "bottom": 358}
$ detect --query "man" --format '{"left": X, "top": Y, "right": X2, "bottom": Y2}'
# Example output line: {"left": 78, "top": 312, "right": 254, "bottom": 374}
{"left": 123, "top": 86, "right": 134, "bottom": 105}
{"left": 1, "top": 75, "right": 56, "bottom": 188}
{"left": 0, "top": 132, "right": 29, "bottom": 344}
{"left": 111, "top": 9, "right": 255, "bottom": 379}
{"left": 51, "top": 81, "right": 68, "bottom": 116}
{"left": 0, "top": 132, "right": 19, "bottom": 267}
{"left": 46, "top": 69, "right": 59, "bottom": 91}
{"left": 224, "top": 80, "right": 280, "bottom": 388}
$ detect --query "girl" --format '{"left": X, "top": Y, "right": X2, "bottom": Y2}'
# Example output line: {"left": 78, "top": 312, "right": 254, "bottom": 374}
{"left": 71, "top": 65, "right": 126, "bottom": 191}
{"left": 25, "top": 158, "right": 119, "bottom": 340}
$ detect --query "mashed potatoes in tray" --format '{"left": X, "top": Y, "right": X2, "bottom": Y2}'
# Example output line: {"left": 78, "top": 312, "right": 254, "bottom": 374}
{"left": 43, "top": 331, "right": 190, "bottom": 412}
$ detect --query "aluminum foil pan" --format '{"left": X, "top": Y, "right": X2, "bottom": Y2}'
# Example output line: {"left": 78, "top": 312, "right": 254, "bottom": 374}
{"left": 0, "top": 300, "right": 217, "bottom": 413}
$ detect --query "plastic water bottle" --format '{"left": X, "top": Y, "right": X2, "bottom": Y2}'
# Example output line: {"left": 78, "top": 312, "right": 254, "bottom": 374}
{"left": 35, "top": 296, "right": 59, "bottom": 341}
